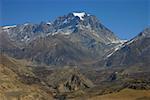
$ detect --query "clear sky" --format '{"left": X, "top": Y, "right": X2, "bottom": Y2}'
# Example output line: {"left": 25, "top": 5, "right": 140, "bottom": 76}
{"left": 0, "top": 0, "right": 149, "bottom": 39}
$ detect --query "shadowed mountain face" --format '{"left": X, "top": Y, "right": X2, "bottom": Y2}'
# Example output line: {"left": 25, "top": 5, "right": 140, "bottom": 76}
{"left": 103, "top": 27, "right": 150, "bottom": 67}
{"left": 23, "top": 35, "right": 93, "bottom": 65}
{"left": 1, "top": 12, "right": 122, "bottom": 66}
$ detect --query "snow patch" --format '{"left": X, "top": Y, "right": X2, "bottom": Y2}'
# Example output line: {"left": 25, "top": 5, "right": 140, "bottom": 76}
{"left": 61, "top": 32, "right": 71, "bottom": 35}
{"left": 73, "top": 12, "right": 85, "bottom": 20}
{"left": 3, "top": 25, "right": 16, "bottom": 29}
{"left": 50, "top": 29, "right": 73, "bottom": 36}
{"left": 106, "top": 47, "right": 120, "bottom": 58}
{"left": 106, "top": 41, "right": 126, "bottom": 58}
{"left": 126, "top": 39, "right": 135, "bottom": 45}
{"left": 24, "top": 23, "right": 29, "bottom": 26}
{"left": 111, "top": 40, "right": 127, "bottom": 44}
{"left": 47, "top": 22, "right": 52, "bottom": 25}
{"left": 63, "top": 19, "right": 68, "bottom": 24}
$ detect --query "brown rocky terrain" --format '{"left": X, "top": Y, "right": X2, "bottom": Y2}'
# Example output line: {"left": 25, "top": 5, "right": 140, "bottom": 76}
{"left": 0, "top": 54, "right": 54, "bottom": 100}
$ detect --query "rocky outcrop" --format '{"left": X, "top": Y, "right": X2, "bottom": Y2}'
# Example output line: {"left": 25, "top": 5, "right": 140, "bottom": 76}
{"left": 45, "top": 68, "right": 94, "bottom": 93}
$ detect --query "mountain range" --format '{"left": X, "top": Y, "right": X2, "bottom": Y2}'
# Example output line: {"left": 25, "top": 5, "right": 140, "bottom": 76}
{"left": 0, "top": 11, "right": 150, "bottom": 100}
{"left": 1, "top": 12, "right": 125, "bottom": 67}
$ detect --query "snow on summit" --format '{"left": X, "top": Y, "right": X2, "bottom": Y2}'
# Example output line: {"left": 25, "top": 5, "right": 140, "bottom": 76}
{"left": 73, "top": 12, "right": 86, "bottom": 20}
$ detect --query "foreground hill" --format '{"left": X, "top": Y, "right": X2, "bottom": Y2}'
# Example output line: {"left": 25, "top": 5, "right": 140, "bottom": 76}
{"left": 0, "top": 54, "right": 96, "bottom": 99}
{"left": 0, "top": 53, "right": 150, "bottom": 100}
{"left": 0, "top": 54, "right": 54, "bottom": 100}
{"left": 87, "top": 89, "right": 150, "bottom": 100}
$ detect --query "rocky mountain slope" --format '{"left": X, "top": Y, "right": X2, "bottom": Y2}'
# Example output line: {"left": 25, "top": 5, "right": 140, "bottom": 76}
{"left": 45, "top": 68, "right": 94, "bottom": 93}
{"left": 103, "top": 27, "right": 150, "bottom": 67}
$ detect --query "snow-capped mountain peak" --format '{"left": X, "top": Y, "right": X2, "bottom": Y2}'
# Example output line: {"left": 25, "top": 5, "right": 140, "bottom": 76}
{"left": 73, "top": 12, "right": 86, "bottom": 20}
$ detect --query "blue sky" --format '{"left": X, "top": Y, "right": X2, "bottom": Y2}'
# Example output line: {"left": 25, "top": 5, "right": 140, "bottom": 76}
{"left": 0, "top": 0, "right": 149, "bottom": 39}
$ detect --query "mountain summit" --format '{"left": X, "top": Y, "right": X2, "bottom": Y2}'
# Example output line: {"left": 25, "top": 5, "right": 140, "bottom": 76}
{"left": 72, "top": 12, "right": 87, "bottom": 20}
